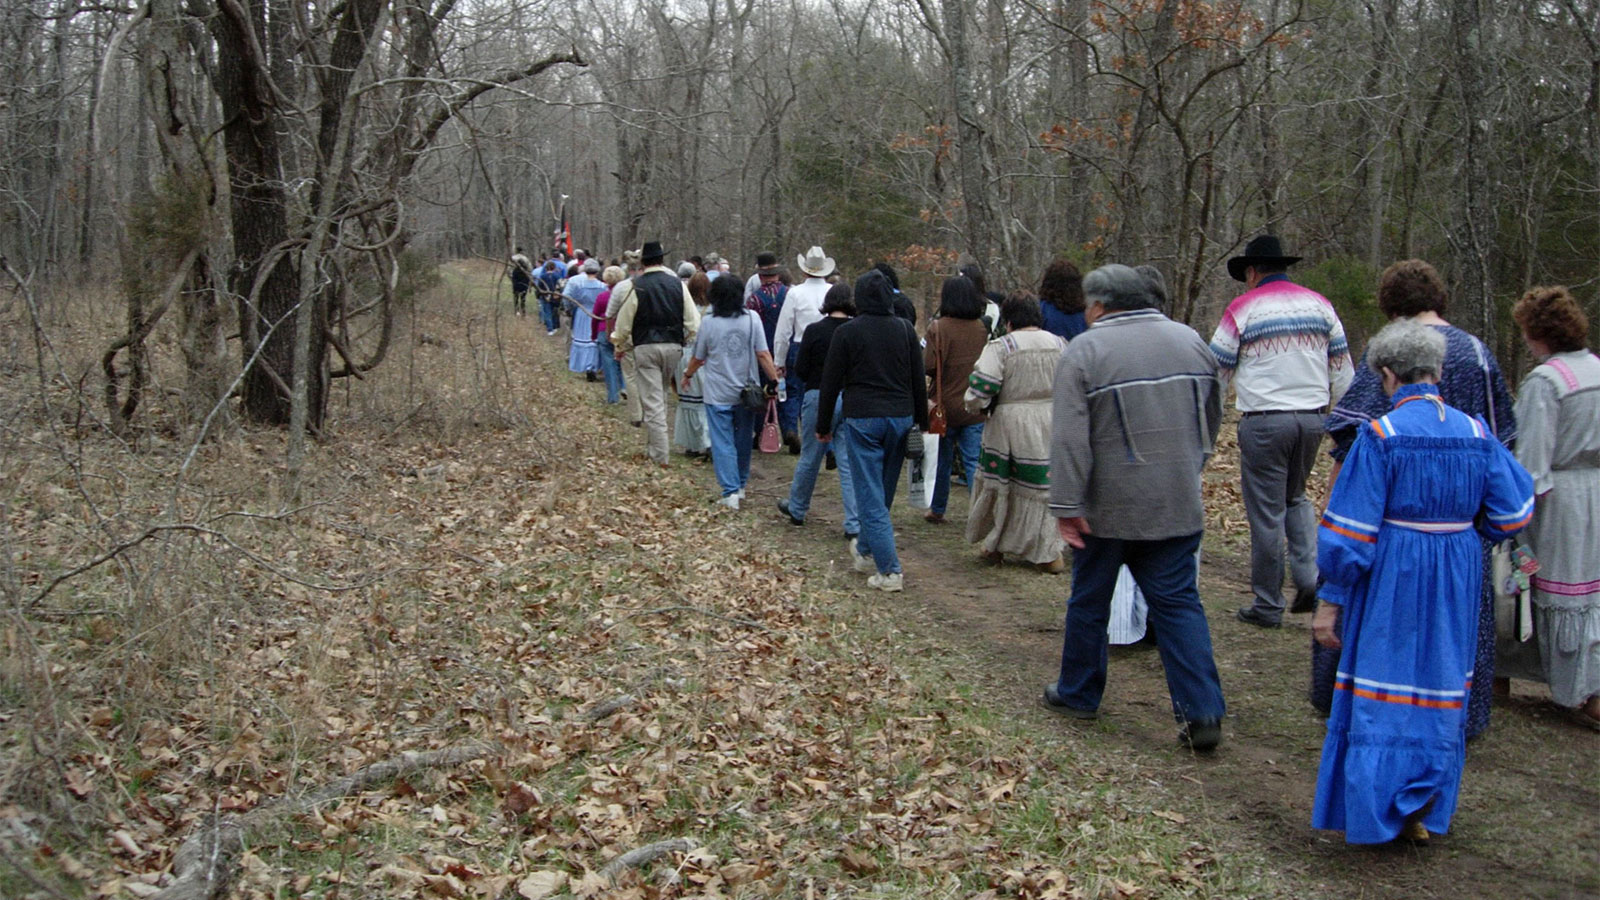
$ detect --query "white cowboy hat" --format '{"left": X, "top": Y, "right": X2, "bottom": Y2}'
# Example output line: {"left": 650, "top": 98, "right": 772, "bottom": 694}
{"left": 797, "top": 246, "right": 836, "bottom": 278}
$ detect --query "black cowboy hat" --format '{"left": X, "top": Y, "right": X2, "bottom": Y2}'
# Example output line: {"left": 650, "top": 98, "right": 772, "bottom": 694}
{"left": 1227, "top": 235, "right": 1303, "bottom": 282}
{"left": 641, "top": 240, "right": 667, "bottom": 262}
{"left": 755, "top": 251, "right": 780, "bottom": 274}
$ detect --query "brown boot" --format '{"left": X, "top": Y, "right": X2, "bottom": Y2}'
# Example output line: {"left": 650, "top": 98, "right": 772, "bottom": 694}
{"left": 1036, "top": 556, "right": 1065, "bottom": 574}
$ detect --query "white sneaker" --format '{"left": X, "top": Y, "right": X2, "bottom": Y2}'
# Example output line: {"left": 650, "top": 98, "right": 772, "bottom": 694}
{"left": 717, "top": 494, "right": 740, "bottom": 510}
{"left": 736, "top": 488, "right": 746, "bottom": 500}
{"left": 867, "top": 572, "right": 903, "bottom": 592}
{"left": 849, "top": 539, "right": 875, "bottom": 574}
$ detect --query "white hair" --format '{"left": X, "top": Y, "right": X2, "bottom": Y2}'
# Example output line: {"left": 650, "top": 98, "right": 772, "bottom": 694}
{"left": 1366, "top": 319, "right": 1446, "bottom": 382}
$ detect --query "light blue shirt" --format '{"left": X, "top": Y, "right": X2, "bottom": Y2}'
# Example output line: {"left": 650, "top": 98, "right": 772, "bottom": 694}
{"left": 561, "top": 272, "right": 604, "bottom": 312}
{"left": 692, "top": 310, "right": 768, "bottom": 406}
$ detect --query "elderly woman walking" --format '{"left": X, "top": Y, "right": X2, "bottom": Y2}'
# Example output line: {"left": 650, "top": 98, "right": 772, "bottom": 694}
{"left": 1511, "top": 287, "right": 1600, "bottom": 730}
{"left": 1312, "top": 320, "right": 1533, "bottom": 844}
{"left": 564, "top": 258, "right": 606, "bottom": 378}
{"left": 1316, "top": 260, "right": 1517, "bottom": 739}
{"left": 965, "top": 293, "right": 1068, "bottom": 572}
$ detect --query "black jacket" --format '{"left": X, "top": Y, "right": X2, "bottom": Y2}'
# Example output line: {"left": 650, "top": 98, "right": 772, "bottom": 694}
{"left": 816, "top": 277, "right": 928, "bottom": 433}
{"left": 795, "top": 316, "right": 849, "bottom": 391}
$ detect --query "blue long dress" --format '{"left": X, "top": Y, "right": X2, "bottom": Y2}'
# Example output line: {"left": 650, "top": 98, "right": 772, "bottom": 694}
{"left": 564, "top": 277, "right": 603, "bottom": 374}
{"left": 1317, "top": 325, "right": 1516, "bottom": 738}
{"left": 1312, "top": 384, "right": 1532, "bottom": 844}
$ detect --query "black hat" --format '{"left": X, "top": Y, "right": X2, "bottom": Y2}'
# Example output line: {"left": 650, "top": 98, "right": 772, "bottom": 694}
{"left": 1227, "top": 235, "right": 1302, "bottom": 282}
{"left": 640, "top": 241, "right": 667, "bottom": 262}
{"left": 755, "top": 251, "right": 780, "bottom": 274}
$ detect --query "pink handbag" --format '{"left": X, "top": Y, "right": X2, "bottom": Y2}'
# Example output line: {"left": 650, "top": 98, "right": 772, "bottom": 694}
{"left": 758, "top": 397, "right": 782, "bottom": 453}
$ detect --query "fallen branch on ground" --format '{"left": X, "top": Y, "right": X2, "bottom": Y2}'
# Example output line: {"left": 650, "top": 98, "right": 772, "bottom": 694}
{"left": 581, "top": 693, "right": 636, "bottom": 722}
{"left": 598, "top": 837, "right": 698, "bottom": 881}
{"left": 150, "top": 742, "right": 496, "bottom": 900}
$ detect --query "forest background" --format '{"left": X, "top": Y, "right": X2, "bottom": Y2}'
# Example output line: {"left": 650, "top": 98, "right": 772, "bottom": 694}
{"left": 1, "top": 0, "right": 1598, "bottom": 898}
{"left": 2, "top": 0, "right": 1598, "bottom": 435}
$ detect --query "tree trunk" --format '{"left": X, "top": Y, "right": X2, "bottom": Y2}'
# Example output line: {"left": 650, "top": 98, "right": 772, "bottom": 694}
{"left": 78, "top": 14, "right": 102, "bottom": 273}
{"left": 211, "top": 0, "right": 318, "bottom": 426}
{"left": 942, "top": 0, "right": 995, "bottom": 269}
{"left": 1449, "top": 0, "right": 1496, "bottom": 345}
{"left": 1361, "top": 0, "right": 1399, "bottom": 267}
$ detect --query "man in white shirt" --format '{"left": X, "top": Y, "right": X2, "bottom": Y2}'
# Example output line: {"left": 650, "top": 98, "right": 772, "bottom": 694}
{"left": 773, "top": 247, "right": 834, "bottom": 451}
{"left": 1210, "top": 235, "right": 1353, "bottom": 628}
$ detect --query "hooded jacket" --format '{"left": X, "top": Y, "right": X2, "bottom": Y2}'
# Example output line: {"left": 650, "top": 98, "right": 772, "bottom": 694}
{"left": 816, "top": 271, "right": 929, "bottom": 434}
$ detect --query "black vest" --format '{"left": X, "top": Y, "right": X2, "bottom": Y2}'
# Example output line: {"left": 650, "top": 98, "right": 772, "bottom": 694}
{"left": 631, "top": 270, "right": 686, "bottom": 346}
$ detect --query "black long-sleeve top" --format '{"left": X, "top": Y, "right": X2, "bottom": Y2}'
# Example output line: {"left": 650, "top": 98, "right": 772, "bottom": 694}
{"left": 795, "top": 315, "right": 850, "bottom": 391}
{"left": 815, "top": 312, "right": 929, "bottom": 434}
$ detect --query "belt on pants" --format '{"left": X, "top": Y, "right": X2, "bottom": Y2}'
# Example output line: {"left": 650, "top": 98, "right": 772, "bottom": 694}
{"left": 1240, "top": 408, "right": 1324, "bottom": 417}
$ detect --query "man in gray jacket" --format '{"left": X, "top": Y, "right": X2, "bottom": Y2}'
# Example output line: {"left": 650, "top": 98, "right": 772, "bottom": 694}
{"left": 1044, "top": 264, "right": 1227, "bottom": 751}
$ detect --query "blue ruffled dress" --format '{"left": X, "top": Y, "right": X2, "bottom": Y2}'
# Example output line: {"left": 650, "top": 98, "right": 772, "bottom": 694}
{"left": 1317, "top": 325, "right": 1517, "bottom": 738}
{"left": 1313, "top": 384, "right": 1532, "bottom": 843}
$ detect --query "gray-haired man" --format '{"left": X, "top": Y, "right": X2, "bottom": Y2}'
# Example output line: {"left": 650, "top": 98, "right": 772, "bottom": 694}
{"left": 1045, "top": 264, "right": 1227, "bottom": 751}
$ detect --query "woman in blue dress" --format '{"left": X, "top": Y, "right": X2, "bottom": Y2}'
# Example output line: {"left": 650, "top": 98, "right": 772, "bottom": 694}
{"left": 1316, "top": 260, "right": 1515, "bottom": 739}
{"left": 1311, "top": 320, "right": 1532, "bottom": 844}
{"left": 564, "top": 258, "right": 605, "bottom": 377}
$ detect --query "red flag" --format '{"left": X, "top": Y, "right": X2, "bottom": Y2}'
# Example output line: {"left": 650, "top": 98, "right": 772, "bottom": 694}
{"left": 563, "top": 220, "right": 572, "bottom": 256}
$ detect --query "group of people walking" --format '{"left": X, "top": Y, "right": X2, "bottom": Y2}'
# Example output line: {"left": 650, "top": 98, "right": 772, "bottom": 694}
{"left": 513, "top": 233, "right": 1597, "bottom": 849}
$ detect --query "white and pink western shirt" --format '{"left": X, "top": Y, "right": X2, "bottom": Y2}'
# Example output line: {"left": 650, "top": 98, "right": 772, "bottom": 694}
{"left": 1208, "top": 274, "right": 1353, "bottom": 413}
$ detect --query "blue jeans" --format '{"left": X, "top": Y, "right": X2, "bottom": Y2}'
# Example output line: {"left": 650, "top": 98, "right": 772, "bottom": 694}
{"left": 779, "top": 343, "right": 805, "bottom": 436}
{"left": 539, "top": 296, "right": 560, "bottom": 331}
{"left": 931, "top": 421, "right": 983, "bottom": 515}
{"left": 1053, "top": 531, "right": 1226, "bottom": 724}
{"left": 597, "top": 337, "right": 624, "bottom": 404}
{"left": 787, "top": 390, "right": 859, "bottom": 534}
{"left": 705, "top": 403, "right": 756, "bottom": 497}
{"left": 838, "top": 415, "right": 911, "bottom": 575}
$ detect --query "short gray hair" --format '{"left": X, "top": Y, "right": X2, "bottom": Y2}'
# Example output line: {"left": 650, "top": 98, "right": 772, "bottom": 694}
{"left": 1134, "top": 264, "right": 1168, "bottom": 312}
{"left": 676, "top": 261, "right": 697, "bottom": 279}
{"left": 1083, "top": 264, "right": 1157, "bottom": 311}
{"left": 1366, "top": 319, "right": 1446, "bottom": 383}
{"left": 582, "top": 258, "right": 601, "bottom": 274}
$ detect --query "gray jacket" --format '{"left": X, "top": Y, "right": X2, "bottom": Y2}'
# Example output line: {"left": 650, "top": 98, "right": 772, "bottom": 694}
{"left": 1049, "top": 309, "right": 1221, "bottom": 540}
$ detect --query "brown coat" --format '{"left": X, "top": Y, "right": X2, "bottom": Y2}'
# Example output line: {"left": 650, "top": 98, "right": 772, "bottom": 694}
{"left": 925, "top": 317, "right": 990, "bottom": 428}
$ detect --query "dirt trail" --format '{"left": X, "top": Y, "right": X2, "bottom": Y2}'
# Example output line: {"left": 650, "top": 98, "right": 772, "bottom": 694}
{"left": 729, "top": 440, "right": 1598, "bottom": 900}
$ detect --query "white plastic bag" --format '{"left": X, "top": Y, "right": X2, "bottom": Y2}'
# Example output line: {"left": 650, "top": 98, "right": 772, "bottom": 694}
{"left": 907, "top": 433, "right": 938, "bottom": 509}
{"left": 906, "top": 451, "right": 929, "bottom": 508}
{"left": 1108, "top": 566, "right": 1148, "bottom": 645}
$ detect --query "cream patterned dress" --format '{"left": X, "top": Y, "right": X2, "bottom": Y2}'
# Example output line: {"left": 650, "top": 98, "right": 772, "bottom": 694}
{"left": 963, "top": 329, "right": 1066, "bottom": 563}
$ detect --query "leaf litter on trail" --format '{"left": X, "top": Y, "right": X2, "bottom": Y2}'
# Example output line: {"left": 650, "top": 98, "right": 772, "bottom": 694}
{"left": 4, "top": 261, "right": 1290, "bottom": 900}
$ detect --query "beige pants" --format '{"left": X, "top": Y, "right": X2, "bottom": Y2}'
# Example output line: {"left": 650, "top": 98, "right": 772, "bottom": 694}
{"left": 621, "top": 350, "right": 643, "bottom": 423}
{"left": 631, "top": 342, "right": 681, "bottom": 465}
